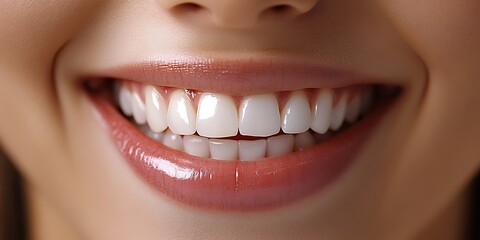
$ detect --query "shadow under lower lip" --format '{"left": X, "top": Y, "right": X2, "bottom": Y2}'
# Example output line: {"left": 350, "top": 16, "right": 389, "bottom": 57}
{"left": 91, "top": 95, "right": 393, "bottom": 212}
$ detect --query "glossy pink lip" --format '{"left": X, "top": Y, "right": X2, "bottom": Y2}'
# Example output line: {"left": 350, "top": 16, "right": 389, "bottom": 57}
{"left": 91, "top": 58, "right": 385, "bottom": 95}
{"left": 93, "top": 95, "right": 388, "bottom": 211}
{"left": 87, "top": 59, "right": 394, "bottom": 211}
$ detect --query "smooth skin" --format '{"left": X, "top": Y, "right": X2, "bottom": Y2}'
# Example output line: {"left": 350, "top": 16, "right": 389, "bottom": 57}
{"left": 0, "top": 1, "right": 479, "bottom": 239}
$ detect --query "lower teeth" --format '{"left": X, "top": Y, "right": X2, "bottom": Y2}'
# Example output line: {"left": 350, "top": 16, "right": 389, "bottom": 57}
{"left": 137, "top": 124, "right": 334, "bottom": 161}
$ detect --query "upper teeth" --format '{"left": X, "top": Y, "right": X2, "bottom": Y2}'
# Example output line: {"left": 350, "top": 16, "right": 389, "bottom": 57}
{"left": 239, "top": 93, "right": 281, "bottom": 137}
{"left": 197, "top": 92, "right": 239, "bottom": 138}
{"left": 281, "top": 91, "right": 312, "bottom": 134}
{"left": 166, "top": 89, "right": 197, "bottom": 135}
{"left": 120, "top": 83, "right": 373, "bottom": 139}
{"left": 145, "top": 86, "right": 168, "bottom": 132}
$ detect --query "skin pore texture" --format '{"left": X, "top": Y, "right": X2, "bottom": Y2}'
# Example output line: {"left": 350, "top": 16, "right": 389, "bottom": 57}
{"left": 0, "top": 0, "right": 479, "bottom": 239}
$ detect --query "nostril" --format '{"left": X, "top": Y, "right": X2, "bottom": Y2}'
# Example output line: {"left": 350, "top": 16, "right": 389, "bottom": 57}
{"left": 166, "top": 0, "right": 317, "bottom": 27}
{"left": 171, "top": 2, "right": 203, "bottom": 14}
{"left": 261, "top": 4, "right": 297, "bottom": 19}
{"left": 270, "top": 4, "right": 292, "bottom": 13}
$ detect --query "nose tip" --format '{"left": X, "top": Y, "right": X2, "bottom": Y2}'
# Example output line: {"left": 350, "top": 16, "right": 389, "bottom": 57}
{"left": 163, "top": 0, "right": 318, "bottom": 28}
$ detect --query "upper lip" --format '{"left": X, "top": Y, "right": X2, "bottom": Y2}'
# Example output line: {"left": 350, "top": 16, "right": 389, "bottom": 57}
{"left": 88, "top": 57, "right": 392, "bottom": 94}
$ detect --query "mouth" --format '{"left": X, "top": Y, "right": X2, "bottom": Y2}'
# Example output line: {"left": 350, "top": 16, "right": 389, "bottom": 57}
{"left": 85, "top": 58, "right": 400, "bottom": 211}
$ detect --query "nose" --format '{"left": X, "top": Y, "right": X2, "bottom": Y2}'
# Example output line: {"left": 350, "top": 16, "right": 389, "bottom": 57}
{"left": 162, "top": 0, "right": 319, "bottom": 28}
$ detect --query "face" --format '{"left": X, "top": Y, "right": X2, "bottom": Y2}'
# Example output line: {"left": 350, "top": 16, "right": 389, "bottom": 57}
{"left": 1, "top": 0, "right": 479, "bottom": 239}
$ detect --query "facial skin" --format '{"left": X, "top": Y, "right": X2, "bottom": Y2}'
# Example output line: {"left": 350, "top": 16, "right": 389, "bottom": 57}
{"left": 0, "top": 0, "right": 479, "bottom": 239}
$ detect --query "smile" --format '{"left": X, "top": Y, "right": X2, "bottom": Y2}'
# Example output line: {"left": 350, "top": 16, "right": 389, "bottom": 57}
{"left": 87, "top": 58, "right": 399, "bottom": 211}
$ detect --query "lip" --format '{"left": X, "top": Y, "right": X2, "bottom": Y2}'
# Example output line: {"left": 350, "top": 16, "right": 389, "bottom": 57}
{"left": 88, "top": 57, "right": 389, "bottom": 95}
{"left": 86, "top": 59, "right": 396, "bottom": 211}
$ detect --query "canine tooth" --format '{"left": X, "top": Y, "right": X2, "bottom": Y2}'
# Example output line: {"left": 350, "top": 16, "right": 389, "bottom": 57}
{"left": 119, "top": 86, "right": 133, "bottom": 116}
{"left": 162, "top": 129, "right": 183, "bottom": 151}
{"left": 281, "top": 91, "right": 312, "bottom": 134}
{"left": 209, "top": 139, "right": 238, "bottom": 160}
{"left": 294, "top": 132, "right": 315, "bottom": 151}
{"left": 167, "top": 90, "right": 197, "bottom": 135}
{"left": 145, "top": 86, "right": 168, "bottom": 133}
{"left": 267, "top": 135, "right": 294, "bottom": 157}
{"left": 311, "top": 89, "right": 333, "bottom": 134}
{"left": 238, "top": 140, "right": 267, "bottom": 161}
{"left": 132, "top": 92, "right": 147, "bottom": 125}
{"left": 346, "top": 93, "right": 362, "bottom": 123}
{"left": 183, "top": 135, "right": 210, "bottom": 158}
{"left": 197, "top": 93, "right": 238, "bottom": 138}
{"left": 239, "top": 94, "right": 281, "bottom": 137}
{"left": 330, "top": 93, "right": 348, "bottom": 131}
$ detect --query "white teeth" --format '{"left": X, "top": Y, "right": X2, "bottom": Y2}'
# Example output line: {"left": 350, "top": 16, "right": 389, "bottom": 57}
{"left": 239, "top": 94, "right": 281, "bottom": 137}
{"left": 209, "top": 139, "right": 238, "bottom": 160}
{"left": 345, "top": 93, "right": 362, "bottom": 123}
{"left": 162, "top": 129, "right": 184, "bottom": 151}
{"left": 119, "top": 82, "right": 377, "bottom": 160}
{"left": 238, "top": 140, "right": 267, "bottom": 161}
{"left": 311, "top": 89, "right": 333, "bottom": 134}
{"left": 330, "top": 93, "right": 348, "bottom": 131}
{"left": 294, "top": 132, "right": 315, "bottom": 151}
{"left": 131, "top": 92, "right": 147, "bottom": 125}
{"left": 167, "top": 90, "right": 197, "bottom": 135}
{"left": 145, "top": 86, "right": 168, "bottom": 133}
{"left": 197, "top": 93, "right": 239, "bottom": 138}
{"left": 281, "top": 91, "right": 312, "bottom": 134}
{"left": 267, "top": 135, "right": 294, "bottom": 157}
{"left": 119, "top": 86, "right": 133, "bottom": 116}
{"left": 183, "top": 135, "right": 210, "bottom": 158}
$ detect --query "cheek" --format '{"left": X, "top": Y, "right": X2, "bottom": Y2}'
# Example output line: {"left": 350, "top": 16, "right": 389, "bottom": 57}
{"left": 379, "top": 1, "right": 480, "bottom": 69}
{"left": 0, "top": 1, "right": 103, "bottom": 101}
{"left": 375, "top": 0, "right": 480, "bottom": 234}
{"left": 0, "top": 1, "right": 103, "bottom": 65}
{"left": 0, "top": 1, "right": 102, "bottom": 190}
{"left": 381, "top": 0, "right": 480, "bottom": 157}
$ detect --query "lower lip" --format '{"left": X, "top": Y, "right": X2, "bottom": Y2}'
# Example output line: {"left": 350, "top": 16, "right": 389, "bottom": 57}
{"left": 91, "top": 92, "right": 389, "bottom": 211}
